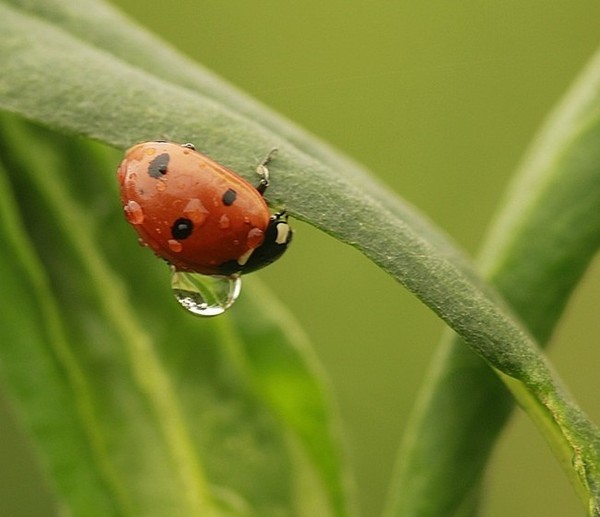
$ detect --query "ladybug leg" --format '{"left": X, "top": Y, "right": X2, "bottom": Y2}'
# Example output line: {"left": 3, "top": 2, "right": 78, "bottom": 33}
{"left": 256, "top": 148, "right": 278, "bottom": 195}
{"left": 273, "top": 209, "right": 288, "bottom": 220}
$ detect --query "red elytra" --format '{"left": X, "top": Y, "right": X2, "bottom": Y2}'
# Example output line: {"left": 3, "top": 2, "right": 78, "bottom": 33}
{"left": 117, "top": 141, "right": 273, "bottom": 275}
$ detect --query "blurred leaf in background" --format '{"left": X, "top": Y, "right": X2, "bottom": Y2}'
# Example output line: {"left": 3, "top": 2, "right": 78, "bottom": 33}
{"left": 1, "top": 1, "right": 600, "bottom": 516}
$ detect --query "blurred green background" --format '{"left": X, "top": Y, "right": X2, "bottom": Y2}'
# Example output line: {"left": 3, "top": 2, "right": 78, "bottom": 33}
{"left": 2, "top": 1, "right": 600, "bottom": 515}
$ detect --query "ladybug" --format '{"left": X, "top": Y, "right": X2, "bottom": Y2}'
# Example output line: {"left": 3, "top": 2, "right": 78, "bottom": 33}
{"left": 117, "top": 141, "right": 292, "bottom": 276}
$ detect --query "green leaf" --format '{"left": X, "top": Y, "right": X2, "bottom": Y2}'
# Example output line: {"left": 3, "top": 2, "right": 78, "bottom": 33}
{"left": 386, "top": 48, "right": 600, "bottom": 516}
{"left": 0, "top": 113, "right": 350, "bottom": 516}
{"left": 1, "top": 0, "right": 600, "bottom": 514}
{"left": 0, "top": 135, "right": 121, "bottom": 517}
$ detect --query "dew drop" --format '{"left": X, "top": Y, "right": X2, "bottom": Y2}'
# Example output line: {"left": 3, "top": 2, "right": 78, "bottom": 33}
{"left": 168, "top": 239, "right": 183, "bottom": 252}
{"left": 219, "top": 214, "right": 230, "bottom": 229}
{"left": 171, "top": 270, "right": 241, "bottom": 317}
{"left": 247, "top": 227, "right": 264, "bottom": 249}
{"left": 124, "top": 200, "right": 144, "bottom": 224}
{"left": 183, "top": 198, "right": 209, "bottom": 226}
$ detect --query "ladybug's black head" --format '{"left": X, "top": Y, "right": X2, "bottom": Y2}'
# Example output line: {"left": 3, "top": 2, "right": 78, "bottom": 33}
{"left": 218, "top": 212, "right": 293, "bottom": 275}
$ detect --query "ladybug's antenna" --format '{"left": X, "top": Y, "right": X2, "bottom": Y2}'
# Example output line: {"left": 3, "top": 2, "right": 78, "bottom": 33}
{"left": 256, "top": 148, "right": 278, "bottom": 195}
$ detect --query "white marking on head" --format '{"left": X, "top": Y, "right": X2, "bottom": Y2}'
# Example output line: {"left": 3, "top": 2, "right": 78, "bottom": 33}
{"left": 275, "top": 223, "right": 290, "bottom": 245}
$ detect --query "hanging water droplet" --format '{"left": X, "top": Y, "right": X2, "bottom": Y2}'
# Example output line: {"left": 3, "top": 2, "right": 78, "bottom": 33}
{"left": 171, "top": 270, "right": 241, "bottom": 317}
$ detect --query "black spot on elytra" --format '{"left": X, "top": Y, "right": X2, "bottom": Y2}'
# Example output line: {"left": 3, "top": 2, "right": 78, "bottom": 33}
{"left": 222, "top": 188, "right": 237, "bottom": 206}
{"left": 148, "top": 153, "right": 170, "bottom": 178}
{"left": 171, "top": 218, "right": 194, "bottom": 240}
